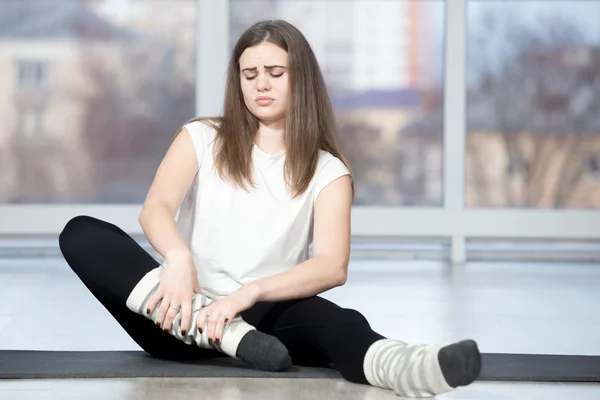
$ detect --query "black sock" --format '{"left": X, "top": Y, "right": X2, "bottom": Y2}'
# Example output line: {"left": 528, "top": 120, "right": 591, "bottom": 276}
{"left": 438, "top": 339, "right": 482, "bottom": 387}
{"left": 236, "top": 330, "right": 292, "bottom": 372}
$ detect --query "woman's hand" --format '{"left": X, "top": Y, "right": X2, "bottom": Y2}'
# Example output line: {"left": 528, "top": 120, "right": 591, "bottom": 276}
{"left": 147, "top": 248, "right": 200, "bottom": 335}
{"left": 196, "top": 283, "right": 261, "bottom": 346}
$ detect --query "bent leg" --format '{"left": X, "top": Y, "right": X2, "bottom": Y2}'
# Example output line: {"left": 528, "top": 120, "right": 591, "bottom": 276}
{"left": 59, "top": 215, "right": 290, "bottom": 370}
{"left": 59, "top": 215, "right": 218, "bottom": 360}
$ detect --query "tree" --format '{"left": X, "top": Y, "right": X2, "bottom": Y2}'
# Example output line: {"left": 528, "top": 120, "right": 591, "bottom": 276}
{"left": 468, "top": 9, "right": 600, "bottom": 208}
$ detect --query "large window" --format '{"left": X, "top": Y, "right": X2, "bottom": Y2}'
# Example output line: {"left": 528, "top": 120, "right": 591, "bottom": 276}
{"left": 0, "top": 0, "right": 196, "bottom": 203}
{"left": 230, "top": 0, "right": 446, "bottom": 206}
{"left": 466, "top": 1, "right": 600, "bottom": 209}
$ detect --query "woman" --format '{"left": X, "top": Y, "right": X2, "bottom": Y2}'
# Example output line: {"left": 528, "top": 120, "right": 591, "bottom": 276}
{"left": 59, "top": 20, "right": 481, "bottom": 398}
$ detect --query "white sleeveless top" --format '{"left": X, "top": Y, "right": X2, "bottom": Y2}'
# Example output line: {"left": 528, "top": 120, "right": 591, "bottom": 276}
{"left": 175, "top": 120, "right": 351, "bottom": 299}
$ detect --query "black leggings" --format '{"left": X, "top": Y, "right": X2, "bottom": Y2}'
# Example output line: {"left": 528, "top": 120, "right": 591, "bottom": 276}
{"left": 58, "top": 215, "right": 385, "bottom": 384}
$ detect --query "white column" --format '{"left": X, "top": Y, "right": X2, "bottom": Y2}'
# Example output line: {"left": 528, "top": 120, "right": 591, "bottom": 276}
{"left": 196, "top": 0, "right": 230, "bottom": 117}
{"left": 443, "top": 0, "right": 467, "bottom": 265}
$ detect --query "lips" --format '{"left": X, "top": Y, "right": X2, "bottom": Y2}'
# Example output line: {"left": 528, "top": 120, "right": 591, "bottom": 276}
{"left": 255, "top": 96, "right": 274, "bottom": 106}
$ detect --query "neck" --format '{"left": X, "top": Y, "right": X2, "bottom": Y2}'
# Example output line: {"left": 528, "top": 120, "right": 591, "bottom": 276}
{"left": 255, "top": 118, "right": 286, "bottom": 153}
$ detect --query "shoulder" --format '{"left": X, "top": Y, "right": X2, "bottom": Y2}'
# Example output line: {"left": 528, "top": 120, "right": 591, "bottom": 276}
{"left": 313, "top": 150, "right": 352, "bottom": 200}
{"left": 316, "top": 150, "right": 351, "bottom": 176}
{"left": 182, "top": 118, "right": 219, "bottom": 143}
{"left": 180, "top": 118, "right": 220, "bottom": 161}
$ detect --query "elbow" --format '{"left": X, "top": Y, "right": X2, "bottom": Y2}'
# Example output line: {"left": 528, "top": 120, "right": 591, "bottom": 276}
{"left": 335, "top": 272, "right": 347, "bottom": 287}
{"left": 138, "top": 204, "right": 150, "bottom": 228}
{"left": 318, "top": 254, "right": 349, "bottom": 288}
{"left": 138, "top": 207, "right": 146, "bottom": 227}
{"left": 333, "top": 260, "right": 349, "bottom": 287}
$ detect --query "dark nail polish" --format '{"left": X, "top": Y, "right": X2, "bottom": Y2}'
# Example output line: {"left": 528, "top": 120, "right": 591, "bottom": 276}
{"left": 224, "top": 318, "right": 229, "bottom": 324}
{"left": 208, "top": 338, "right": 213, "bottom": 345}
{"left": 181, "top": 330, "right": 187, "bottom": 336}
{"left": 198, "top": 328, "right": 203, "bottom": 334}
{"left": 163, "top": 329, "right": 168, "bottom": 333}
{"left": 146, "top": 308, "right": 150, "bottom": 314}
{"left": 216, "top": 339, "right": 220, "bottom": 345}
{"left": 155, "top": 322, "right": 160, "bottom": 328}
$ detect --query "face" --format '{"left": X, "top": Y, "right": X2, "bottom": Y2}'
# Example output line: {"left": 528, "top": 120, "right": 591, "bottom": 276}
{"left": 239, "top": 41, "right": 289, "bottom": 123}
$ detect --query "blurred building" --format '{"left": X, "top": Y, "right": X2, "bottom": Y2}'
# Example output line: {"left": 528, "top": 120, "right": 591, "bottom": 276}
{"left": 334, "top": 89, "right": 435, "bottom": 205}
{"left": 0, "top": 0, "right": 118, "bottom": 202}
{"left": 351, "top": 0, "right": 436, "bottom": 91}
{"left": 0, "top": 0, "right": 196, "bottom": 203}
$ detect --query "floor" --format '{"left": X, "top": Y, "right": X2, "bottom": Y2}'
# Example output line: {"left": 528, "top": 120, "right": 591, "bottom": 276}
{"left": 0, "top": 257, "right": 599, "bottom": 399}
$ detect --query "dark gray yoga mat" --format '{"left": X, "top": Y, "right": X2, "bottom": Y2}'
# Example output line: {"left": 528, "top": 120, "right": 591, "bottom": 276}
{"left": 0, "top": 351, "right": 341, "bottom": 379}
{"left": 0, "top": 351, "right": 599, "bottom": 382}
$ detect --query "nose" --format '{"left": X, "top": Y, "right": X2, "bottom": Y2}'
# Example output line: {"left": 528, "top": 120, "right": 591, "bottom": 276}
{"left": 256, "top": 72, "right": 271, "bottom": 92}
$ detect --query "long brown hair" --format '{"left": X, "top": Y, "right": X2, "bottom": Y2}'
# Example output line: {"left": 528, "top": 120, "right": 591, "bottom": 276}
{"left": 177, "top": 20, "right": 352, "bottom": 198}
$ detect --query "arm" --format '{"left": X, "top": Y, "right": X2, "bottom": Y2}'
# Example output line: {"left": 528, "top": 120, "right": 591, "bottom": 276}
{"left": 139, "top": 126, "right": 199, "bottom": 261}
{"left": 140, "top": 125, "right": 205, "bottom": 332}
{"left": 247, "top": 174, "right": 353, "bottom": 302}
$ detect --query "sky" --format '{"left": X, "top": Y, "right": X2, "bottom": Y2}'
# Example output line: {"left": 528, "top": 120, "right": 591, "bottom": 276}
{"left": 466, "top": 1, "right": 600, "bottom": 84}
{"left": 468, "top": 1, "right": 600, "bottom": 44}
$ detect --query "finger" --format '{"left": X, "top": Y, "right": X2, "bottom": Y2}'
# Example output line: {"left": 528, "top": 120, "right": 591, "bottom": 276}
{"left": 207, "top": 311, "right": 219, "bottom": 346}
{"left": 146, "top": 287, "right": 163, "bottom": 316}
{"left": 163, "top": 303, "right": 179, "bottom": 332}
{"left": 196, "top": 306, "right": 210, "bottom": 336}
{"left": 156, "top": 295, "right": 171, "bottom": 328}
{"left": 180, "top": 299, "right": 192, "bottom": 336}
{"left": 214, "top": 312, "right": 228, "bottom": 346}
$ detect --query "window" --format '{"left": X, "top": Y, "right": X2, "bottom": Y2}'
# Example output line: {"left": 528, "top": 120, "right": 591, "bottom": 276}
{"left": 15, "top": 61, "right": 49, "bottom": 90}
{"left": 466, "top": 1, "right": 600, "bottom": 209}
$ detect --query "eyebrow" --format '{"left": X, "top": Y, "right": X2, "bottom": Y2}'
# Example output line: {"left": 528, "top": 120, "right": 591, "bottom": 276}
{"left": 241, "top": 65, "right": 287, "bottom": 73}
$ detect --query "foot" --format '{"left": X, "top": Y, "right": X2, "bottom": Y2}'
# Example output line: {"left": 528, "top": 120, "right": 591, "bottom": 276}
{"left": 236, "top": 330, "right": 292, "bottom": 372}
{"left": 438, "top": 339, "right": 482, "bottom": 388}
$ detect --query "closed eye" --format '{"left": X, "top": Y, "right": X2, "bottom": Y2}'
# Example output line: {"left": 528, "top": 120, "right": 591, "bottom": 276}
{"left": 244, "top": 73, "right": 285, "bottom": 81}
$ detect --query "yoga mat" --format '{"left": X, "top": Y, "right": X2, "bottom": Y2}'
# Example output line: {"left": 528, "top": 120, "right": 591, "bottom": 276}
{"left": 0, "top": 351, "right": 599, "bottom": 382}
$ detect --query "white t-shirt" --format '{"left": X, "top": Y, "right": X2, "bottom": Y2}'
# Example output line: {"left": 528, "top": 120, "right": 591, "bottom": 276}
{"left": 175, "top": 120, "right": 351, "bottom": 299}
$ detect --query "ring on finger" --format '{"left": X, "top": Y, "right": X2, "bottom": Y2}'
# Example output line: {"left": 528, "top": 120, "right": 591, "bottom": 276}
{"left": 169, "top": 304, "right": 180, "bottom": 312}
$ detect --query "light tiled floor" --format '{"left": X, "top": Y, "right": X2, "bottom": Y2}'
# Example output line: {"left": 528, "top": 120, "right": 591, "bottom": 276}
{"left": 1, "top": 257, "right": 599, "bottom": 399}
